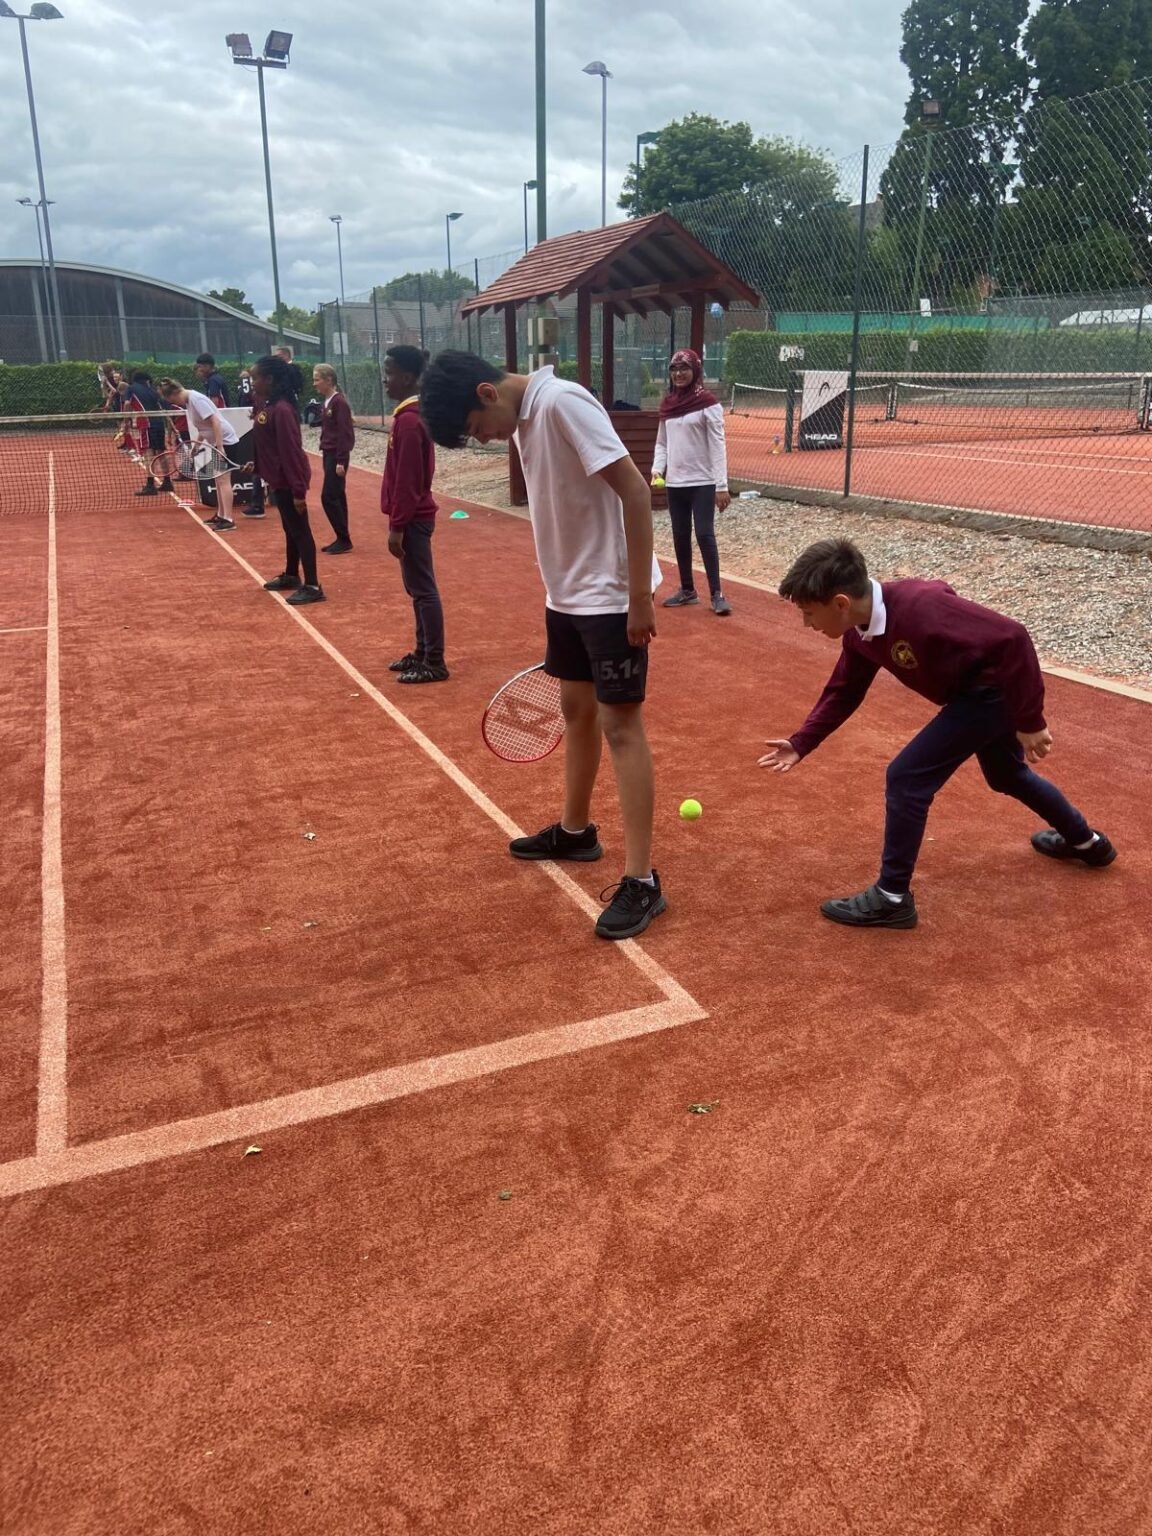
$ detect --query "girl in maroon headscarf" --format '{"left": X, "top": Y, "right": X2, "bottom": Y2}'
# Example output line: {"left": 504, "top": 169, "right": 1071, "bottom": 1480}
{"left": 651, "top": 348, "right": 731, "bottom": 615}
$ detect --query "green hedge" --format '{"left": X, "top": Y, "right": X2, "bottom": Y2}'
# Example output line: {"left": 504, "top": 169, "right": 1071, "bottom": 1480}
{"left": 724, "top": 325, "right": 1152, "bottom": 387}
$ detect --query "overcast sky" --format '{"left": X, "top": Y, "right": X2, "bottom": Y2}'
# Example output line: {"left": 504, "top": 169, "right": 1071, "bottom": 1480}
{"left": 0, "top": 0, "right": 910, "bottom": 316}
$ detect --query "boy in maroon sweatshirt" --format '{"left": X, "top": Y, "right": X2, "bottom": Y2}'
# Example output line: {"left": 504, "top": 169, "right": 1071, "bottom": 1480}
{"left": 382, "top": 346, "right": 447, "bottom": 683}
{"left": 250, "top": 354, "right": 325, "bottom": 606}
{"left": 760, "top": 538, "right": 1116, "bottom": 929}
{"left": 313, "top": 363, "right": 355, "bottom": 554}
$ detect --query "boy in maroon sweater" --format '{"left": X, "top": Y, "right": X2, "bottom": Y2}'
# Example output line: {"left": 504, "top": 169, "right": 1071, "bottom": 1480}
{"left": 250, "top": 355, "right": 325, "bottom": 606}
{"left": 760, "top": 539, "right": 1116, "bottom": 928}
{"left": 313, "top": 363, "right": 354, "bottom": 554}
{"left": 382, "top": 346, "right": 447, "bottom": 684}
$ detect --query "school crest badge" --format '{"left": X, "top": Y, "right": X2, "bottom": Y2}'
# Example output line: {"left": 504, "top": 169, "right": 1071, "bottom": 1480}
{"left": 256, "top": 410, "right": 268, "bottom": 425}
{"left": 891, "top": 640, "right": 918, "bottom": 669}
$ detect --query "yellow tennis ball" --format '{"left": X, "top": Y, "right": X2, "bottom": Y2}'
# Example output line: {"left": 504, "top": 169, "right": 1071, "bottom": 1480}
{"left": 679, "top": 798, "right": 702, "bottom": 821}
{"left": 651, "top": 475, "right": 666, "bottom": 488}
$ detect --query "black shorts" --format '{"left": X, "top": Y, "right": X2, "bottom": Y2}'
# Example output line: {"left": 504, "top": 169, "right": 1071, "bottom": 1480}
{"left": 544, "top": 608, "right": 648, "bottom": 705}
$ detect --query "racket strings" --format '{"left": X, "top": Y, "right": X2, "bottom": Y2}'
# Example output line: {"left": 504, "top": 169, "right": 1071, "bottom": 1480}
{"left": 483, "top": 668, "right": 565, "bottom": 762}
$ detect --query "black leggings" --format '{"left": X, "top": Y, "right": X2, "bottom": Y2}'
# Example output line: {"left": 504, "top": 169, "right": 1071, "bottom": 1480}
{"left": 667, "top": 484, "right": 721, "bottom": 595}
{"left": 272, "top": 487, "right": 319, "bottom": 588}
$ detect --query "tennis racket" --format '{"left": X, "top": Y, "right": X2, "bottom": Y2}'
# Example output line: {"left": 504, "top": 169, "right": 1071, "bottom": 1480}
{"left": 481, "top": 664, "right": 565, "bottom": 762}
{"left": 177, "top": 440, "right": 234, "bottom": 480}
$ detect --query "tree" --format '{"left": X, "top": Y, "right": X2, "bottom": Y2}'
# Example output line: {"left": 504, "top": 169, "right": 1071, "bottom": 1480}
{"left": 618, "top": 115, "right": 837, "bottom": 218}
{"left": 374, "top": 270, "right": 476, "bottom": 305}
{"left": 207, "top": 287, "right": 256, "bottom": 316}
{"left": 1026, "top": 0, "right": 1152, "bottom": 100}
{"left": 267, "top": 303, "right": 319, "bottom": 335}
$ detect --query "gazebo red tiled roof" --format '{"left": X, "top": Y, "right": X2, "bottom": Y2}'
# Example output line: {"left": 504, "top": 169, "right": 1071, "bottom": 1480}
{"left": 462, "top": 212, "right": 759, "bottom": 318}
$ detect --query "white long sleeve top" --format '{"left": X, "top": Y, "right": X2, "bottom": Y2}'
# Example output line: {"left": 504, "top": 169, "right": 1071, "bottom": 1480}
{"left": 652, "top": 404, "right": 728, "bottom": 490}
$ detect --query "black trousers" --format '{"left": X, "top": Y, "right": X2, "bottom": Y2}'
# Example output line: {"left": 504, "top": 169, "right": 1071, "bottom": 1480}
{"left": 320, "top": 452, "right": 351, "bottom": 544}
{"left": 399, "top": 519, "right": 444, "bottom": 665}
{"left": 879, "top": 690, "right": 1093, "bottom": 893}
{"left": 272, "top": 487, "right": 319, "bottom": 589}
{"left": 667, "top": 484, "right": 721, "bottom": 595}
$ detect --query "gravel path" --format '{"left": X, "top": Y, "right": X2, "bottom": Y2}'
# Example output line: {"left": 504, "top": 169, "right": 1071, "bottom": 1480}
{"left": 322, "top": 426, "right": 1152, "bottom": 695}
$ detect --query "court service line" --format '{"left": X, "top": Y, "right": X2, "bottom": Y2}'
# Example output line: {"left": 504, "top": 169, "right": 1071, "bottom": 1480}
{"left": 875, "top": 443, "right": 1152, "bottom": 481}
{"left": 0, "top": 625, "right": 48, "bottom": 636}
{"left": 36, "top": 453, "right": 69, "bottom": 1155}
{"left": 0, "top": 994, "right": 702, "bottom": 1197}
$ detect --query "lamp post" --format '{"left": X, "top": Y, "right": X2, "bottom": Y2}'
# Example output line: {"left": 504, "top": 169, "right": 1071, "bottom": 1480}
{"left": 635, "top": 130, "right": 659, "bottom": 215}
{"left": 2, "top": 1, "right": 67, "bottom": 357}
{"left": 329, "top": 214, "right": 345, "bottom": 306}
{"left": 17, "top": 195, "right": 57, "bottom": 358}
{"left": 522, "top": 180, "right": 537, "bottom": 254}
{"left": 908, "top": 97, "right": 940, "bottom": 343}
{"left": 582, "top": 60, "right": 612, "bottom": 227}
{"left": 227, "top": 30, "right": 292, "bottom": 341}
{"left": 445, "top": 211, "right": 463, "bottom": 277}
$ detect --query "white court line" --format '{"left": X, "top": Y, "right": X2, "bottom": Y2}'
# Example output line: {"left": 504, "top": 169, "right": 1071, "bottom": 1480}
{"left": 36, "top": 452, "right": 68, "bottom": 1155}
{"left": 869, "top": 443, "right": 1152, "bottom": 481}
{"left": 0, "top": 625, "right": 48, "bottom": 636}
{"left": 6, "top": 494, "right": 705, "bottom": 1196}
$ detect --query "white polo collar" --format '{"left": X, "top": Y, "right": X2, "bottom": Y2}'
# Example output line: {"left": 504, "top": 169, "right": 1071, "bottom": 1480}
{"left": 519, "top": 365, "right": 555, "bottom": 423}
{"left": 858, "top": 578, "right": 887, "bottom": 640}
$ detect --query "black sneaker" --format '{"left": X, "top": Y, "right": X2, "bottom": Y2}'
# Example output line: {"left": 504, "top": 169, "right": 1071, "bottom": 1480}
{"left": 389, "top": 651, "right": 421, "bottom": 673}
{"left": 285, "top": 585, "right": 325, "bottom": 606}
{"left": 322, "top": 539, "right": 353, "bottom": 554}
{"left": 509, "top": 822, "right": 603, "bottom": 862}
{"left": 207, "top": 516, "right": 235, "bottom": 531}
{"left": 263, "top": 574, "right": 301, "bottom": 592}
{"left": 398, "top": 661, "right": 449, "bottom": 684}
{"left": 158, "top": 477, "right": 174, "bottom": 492}
{"left": 595, "top": 872, "right": 666, "bottom": 940}
{"left": 135, "top": 483, "right": 159, "bottom": 497}
{"left": 241, "top": 505, "right": 266, "bottom": 518}
{"left": 820, "top": 884, "right": 918, "bottom": 929}
{"left": 1031, "top": 829, "right": 1117, "bottom": 868}
{"left": 662, "top": 589, "right": 698, "bottom": 608}
{"left": 711, "top": 592, "right": 732, "bottom": 616}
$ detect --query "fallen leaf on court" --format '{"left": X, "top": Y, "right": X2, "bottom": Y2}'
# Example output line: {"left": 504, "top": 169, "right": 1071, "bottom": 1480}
{"left": 498, "top": 1190, "right": 513, "bottom": 1201}
{"left": 302, "top": 920, "right": 320, "bottom": 929}
{"left": 244, "top": 1144, "right": 262, "bottom": 1157}
{"left": 688, "top": 1101, "right": 720, "bottom": 1115}
{"left": 349, "top": 692, "right": 360, "bottom": 698}
{"left": 260, "top": 926, "right": 272, "bottom": 932}
{"left": 303, "top": 832, "right": 317, "bottom": 841}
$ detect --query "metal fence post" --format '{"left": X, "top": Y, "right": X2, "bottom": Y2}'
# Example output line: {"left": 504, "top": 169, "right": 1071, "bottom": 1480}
{"left": 417, "top": 273, "right": 426, "bottom": 351}
{"left": 372, "top": 288, "right": 387, "bottom": 425}
{"left": 842, "top": 145, "right": 870, "bottom": 500}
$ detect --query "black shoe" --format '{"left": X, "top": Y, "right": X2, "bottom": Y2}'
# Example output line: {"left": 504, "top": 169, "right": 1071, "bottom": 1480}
{"left": 158, "top": 477, "right": 174, "bottom": 492}
{"left": 389, "top": 651, "right": 421, "bottom": 673}
{"left": 510, "top": 822, "right": 603, "bottom": 862}
{"left": 595, "top": 872, "right": 666, "bottom": 939}
{"left": 820, "top": 884, "right": 918, "bottom": 929}
{"left": 1031, "top": 829, "right": 1117, "bottom": 868}
{"left": 207, "top": 516, "right": 235, "bottom": 531}
{"left": 135, "top": 483, "right": 159, "bottom": 497}
{"left": 241, "top": 506, "right": 266, "bottom": 518}
{"left": 711, "top": 592, "right": 732, "bottom": 616}
{"left": 322, "top": 539, "right": 353, "bottom": 554}
{"left": 263, "top": 574, "right": 301, "bottom": 592}
{"left": 398, "top": 661, "right": 449, "bottom": 684}
{"left": 662, "top": 589, "right": 698, "bottom": 608}
{"left": 285, "top": 584, "right": 325, "bottom": 606}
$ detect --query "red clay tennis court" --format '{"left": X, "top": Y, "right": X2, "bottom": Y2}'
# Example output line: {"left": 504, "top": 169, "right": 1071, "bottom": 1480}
{"left": 3, "top": 434, "right": 1151, "bottom": 1534}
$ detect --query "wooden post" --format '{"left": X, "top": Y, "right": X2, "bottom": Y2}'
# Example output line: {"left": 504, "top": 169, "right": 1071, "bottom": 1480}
{"left": 601, "top": 303, "right": 615, "bottom": 406}
{"left": 576, "top": 288, "right": 593, "bottom": 392}
{"left": 690, "top": 294, "right": 706, "bottom": 360}
{"left": 504, "top": 304, "right": 518, "bottom": 371}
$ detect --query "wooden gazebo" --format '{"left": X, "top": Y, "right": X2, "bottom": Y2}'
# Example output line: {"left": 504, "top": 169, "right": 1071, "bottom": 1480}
{"left": 461, "top": 213, "right": 759, "bottom": 505}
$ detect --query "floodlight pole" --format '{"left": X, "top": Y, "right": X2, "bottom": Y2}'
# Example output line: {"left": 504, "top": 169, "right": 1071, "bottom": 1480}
{"left": 13, "top": 12, "right": 67, "bottom": 357}
{"left": 534, "top": 0, "right": 546, "bottom": 242}
{"left": 330, "top": 215, "right": 345, "bottom": 307}
{"left": 255, "top": 65, "right": 284, "bottom": 342}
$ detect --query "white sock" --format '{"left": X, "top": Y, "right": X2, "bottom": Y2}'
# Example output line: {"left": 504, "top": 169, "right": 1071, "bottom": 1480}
{"left": 1074, "top": 833, "right": 1098, "bottom": 850}
{"left": 876, "top": 886, "right": 906, "bottom": 903}
{"left": 631, "top": 872, "right": 656, "bottom": 886}
{"left": 561, "top": 823, "right": 589, "bottom": 836}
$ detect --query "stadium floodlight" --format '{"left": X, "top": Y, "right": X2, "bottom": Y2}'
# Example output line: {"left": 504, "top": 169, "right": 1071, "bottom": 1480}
{"left": 445, "top": 211, "right": 463, "bottom": 277}
{"left": 2, "top": 0, "right": 66, "bottom": 355}
{"left": 582, "top": 61, "right": 612, "bottom": 227}
{"left": 17, "top": 195, "right": 57, "bottom": 357}
{"left": 228, "top": 29, "right": 293, "bottom": 339}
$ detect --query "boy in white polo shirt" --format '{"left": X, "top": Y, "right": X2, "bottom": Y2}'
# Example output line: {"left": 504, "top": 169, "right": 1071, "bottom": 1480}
{"left": 420, "top": 350, "right": 666, "bottom": 940}
{"left": 158, "top": 379, "right": 242, "bottom": 531}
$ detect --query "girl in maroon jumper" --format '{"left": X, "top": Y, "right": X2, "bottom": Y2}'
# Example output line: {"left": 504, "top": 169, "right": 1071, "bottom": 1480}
{"left": 250, "top": 356, "right": 325, "bottom": 607}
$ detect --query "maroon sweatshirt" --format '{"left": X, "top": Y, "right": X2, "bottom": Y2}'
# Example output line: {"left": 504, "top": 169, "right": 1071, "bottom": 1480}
{"left": 789, "top": 579, "right": 1047, "bottom": 759}
{"left": 319, "top": 390, "right": 355, "bottom": 467}
{"left": 252, "top": 396, "right": 311, "bottom": 498}
{"left": 381, "top": 397, "right": 436, "bottom": 529}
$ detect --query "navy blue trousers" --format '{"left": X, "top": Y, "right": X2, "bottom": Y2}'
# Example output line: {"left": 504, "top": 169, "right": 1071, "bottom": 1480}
{"left": 880, "top": 690, "right": 1092, "bottom": 893}
{"left": 399, "top": 518, "right": 444, "bottom": 666}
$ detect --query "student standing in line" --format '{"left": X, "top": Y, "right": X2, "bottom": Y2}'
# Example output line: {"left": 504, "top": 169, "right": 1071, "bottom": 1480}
{"left": 312, "top": 364, "right": 354, "bottom": 554}
{"left": 250, "top": 355, "right": 325, "bottom": 606}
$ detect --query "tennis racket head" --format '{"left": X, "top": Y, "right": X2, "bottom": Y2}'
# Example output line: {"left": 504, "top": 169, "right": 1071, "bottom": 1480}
{"left": 149, "top": 449, "right": 178, "bottom": 481}
{"left": 178, "top": 441, "right": 231, "bottom": 479}
{"left": 482, "top": 664, "right": 565, "bottom": 762}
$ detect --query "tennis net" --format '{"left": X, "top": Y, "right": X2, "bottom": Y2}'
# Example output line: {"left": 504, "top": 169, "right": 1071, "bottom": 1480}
{"left": 0, "top": 411, "right": 184, "bottom": 519}
{"left": 787, "top": 371, "right": 1152, "bottom": 449}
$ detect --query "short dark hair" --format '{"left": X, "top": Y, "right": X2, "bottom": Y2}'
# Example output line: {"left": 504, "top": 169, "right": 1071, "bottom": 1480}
{"left": 779, "top": 538, "right": 871, "bottom": 604}
{"left": 419, "top": 350, "right": 506, "bottom": 448}
{"left": 195, "top": 353, "right": 216, "bottom": 367}
{"left": 130, "top": 369, "right": 152, "bottom": 383}
{"left": 385, "top": 345, "right": 429, "bottom": 383}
